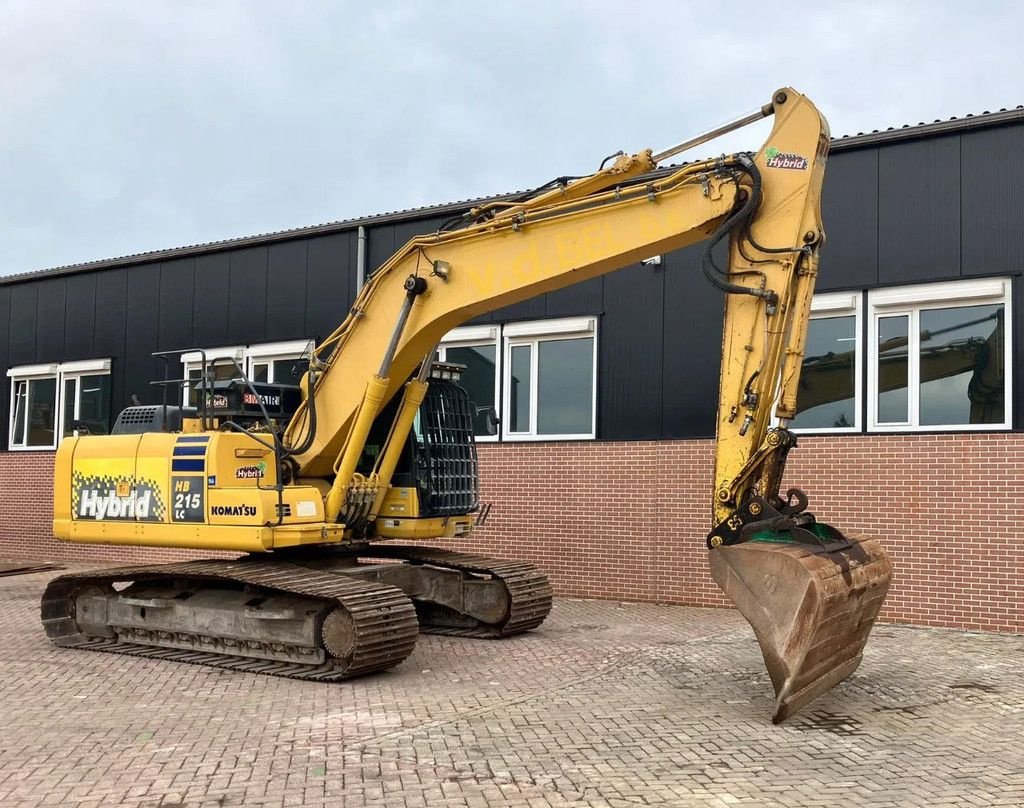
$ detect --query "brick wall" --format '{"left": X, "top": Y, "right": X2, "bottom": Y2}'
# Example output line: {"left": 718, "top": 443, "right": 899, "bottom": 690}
{"left": 2, "top": 434, "right": 1022, "bottom": 632}
{"left": 459, "top": 435, "right": 1022, "bottom": 633}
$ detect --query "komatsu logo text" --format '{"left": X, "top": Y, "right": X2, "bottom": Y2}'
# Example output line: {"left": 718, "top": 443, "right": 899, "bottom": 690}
{"left": 211, "top": 505, "right": 257, "bottom": 517}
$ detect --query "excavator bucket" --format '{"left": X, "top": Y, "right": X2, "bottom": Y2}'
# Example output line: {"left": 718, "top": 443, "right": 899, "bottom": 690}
{"left": 709, "top": 534, "right": 891, "bottom": 723}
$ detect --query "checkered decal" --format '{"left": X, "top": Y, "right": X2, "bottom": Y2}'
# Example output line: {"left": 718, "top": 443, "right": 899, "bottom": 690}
{"left": 71, "top": 472, "right": 166, "bottom": 522}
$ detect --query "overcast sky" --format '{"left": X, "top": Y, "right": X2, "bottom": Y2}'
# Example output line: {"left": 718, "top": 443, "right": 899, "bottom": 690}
{"left": 3, "top": 1, "right": 1022, "bottom": 275}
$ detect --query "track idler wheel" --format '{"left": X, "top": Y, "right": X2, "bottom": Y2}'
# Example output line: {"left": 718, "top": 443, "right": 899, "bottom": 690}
{"left": 321, "top": 608, "right": 357, "bottom": 663}
{"left": 709, "top": 533, "right": 892, "bottom": 723}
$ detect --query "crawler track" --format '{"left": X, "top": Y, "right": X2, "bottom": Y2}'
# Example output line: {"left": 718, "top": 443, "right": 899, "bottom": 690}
{"left": 370, "top": 545, "right": 553, "bottom": 637}
{"left": 40, "top": 559, "right": 419, "bottom": 680}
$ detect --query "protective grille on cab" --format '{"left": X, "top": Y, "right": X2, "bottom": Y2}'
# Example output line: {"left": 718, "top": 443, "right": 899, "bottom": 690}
{"left": 420, "top": 381, "right": 479, "bottom": 516}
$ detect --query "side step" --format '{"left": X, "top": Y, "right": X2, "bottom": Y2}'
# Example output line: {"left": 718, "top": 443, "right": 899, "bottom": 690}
{"left": 40, "top": 559, "right": 419, "bottom": 681}
{"left": 353, "top": 545, "right": 553, "bottom": 638}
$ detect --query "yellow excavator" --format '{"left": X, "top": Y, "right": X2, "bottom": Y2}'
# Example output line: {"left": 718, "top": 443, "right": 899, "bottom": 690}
{"left": 43, "top": 88, "right": 891, "bottom": 723}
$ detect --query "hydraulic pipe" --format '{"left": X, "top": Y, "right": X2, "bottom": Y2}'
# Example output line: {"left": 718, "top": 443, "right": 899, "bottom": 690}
{"left": 378, "top": 278, "right": 425, "bottom": 377}
{"left": 368, "top": 378, "right": 429, "bottom": 520}
{"left": 366, "top": 347, "right": 436, "bottom": 520}
{"left": 325, "top": 376, "right": 388, "bottom": 522}
{"left": 324, "top": 277, "right": 427, "bottom": 522}
{"left": 775, "top": 248, "right": 819, "bottom": 421}
{"left": 652, "top": 103, "right": 773, "bottom": 164}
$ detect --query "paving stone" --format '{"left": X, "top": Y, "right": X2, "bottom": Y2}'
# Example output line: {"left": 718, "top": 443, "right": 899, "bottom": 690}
{"left": 0, "top": 566, "right": 1020, "bottom": 806}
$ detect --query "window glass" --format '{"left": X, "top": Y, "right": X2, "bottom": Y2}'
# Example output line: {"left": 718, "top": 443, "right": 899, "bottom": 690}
{"left": 185, "top": 368, "right": 201, "bottom": 407}
{"left": 193, "top": 364, "right": 239, "bottom": 382}
{"left": 412, "top": 410, "right": 424, "bottom": 446}
{"left": 537, "top": 337, "right": 593, "bottom": 434}
{"left": 27, "top": 377, "right": 57, "bottom": 447}
{"left": 791, "top": 316, "right": 856, "bottom": 430}
{"left": 446, "top": 345, "right": 496, "bottom": 436}
{"left": 12, "top": 381, "right": 27, "bottom": 445}
{"left": 210, "top": 359, "right": 244, "bottom": 380}
{"left": 877, "top": 315, "right": 909, "bottom": 423}
{"left": 272, "top": 358, "right": 305, "bottom": 386}
{"left": 63, "top": 379, "right": 77, "bottom": 438}
{"left": 509, "top": 345, "right": 532, "bottom": 432}
{"left": 77, "top": 374, "right": 112, "bottom": 435}
{"left": 185, "top": 368, "right": 200, "bottom": 407}
{"left": 919, "top": 304, "right": 1004, "bottom": 426}
{"left": 252, "top": 363, "right": 269, "bottom": 383}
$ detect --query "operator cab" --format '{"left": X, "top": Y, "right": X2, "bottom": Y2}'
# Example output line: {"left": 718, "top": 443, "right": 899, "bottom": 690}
{"left": 360, "top": 361, "right": 481, "bottom": 523}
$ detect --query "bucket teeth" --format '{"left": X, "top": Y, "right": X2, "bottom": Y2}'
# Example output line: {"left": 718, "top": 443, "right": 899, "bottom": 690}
{"left": 709, "top": 534, "right": 892, "bottom": 723}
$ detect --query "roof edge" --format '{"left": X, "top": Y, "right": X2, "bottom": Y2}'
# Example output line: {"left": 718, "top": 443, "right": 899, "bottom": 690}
{"left": 0, "top": 192, "right": 523, "bottom": 286}
{"left": 830, "top": 105, "right": 1024, "bottom": 151}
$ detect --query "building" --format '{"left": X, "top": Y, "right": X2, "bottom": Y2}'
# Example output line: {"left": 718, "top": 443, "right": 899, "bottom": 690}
{"left": 2, "top": 109, "right": 1023, "bottom": 633}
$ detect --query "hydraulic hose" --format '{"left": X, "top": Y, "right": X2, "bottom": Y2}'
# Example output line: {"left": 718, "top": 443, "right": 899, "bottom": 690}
{"left": 283, "top": 364, "right": 318, "bottom": 458}
{"left": 700, "top": 154, "right": 773, "bottom": 300}
{"left": 738, "top": 155, "right": 806, "bottom": 257}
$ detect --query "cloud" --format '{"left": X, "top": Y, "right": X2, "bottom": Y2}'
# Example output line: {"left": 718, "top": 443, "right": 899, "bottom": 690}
{"left": 1, "top": 0, "right": 1022, "bottom": 273}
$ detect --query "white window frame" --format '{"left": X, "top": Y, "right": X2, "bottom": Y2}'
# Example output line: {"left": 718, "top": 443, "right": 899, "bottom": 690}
{"left": 867, "top": 277, "right": 1012, "bottom": 432}
{"left": 789, "top": 291, "right": 862, "bottom": 434}
{"left": 7, "top": 359, "right": 112, "bottom": 450}
{"left": 182, "top": 323, "right": 601, "bottom": 444}
{"left": 180, "top": 341, "right": 313, "bottom": 404}
{"left": 439, "top": 326, "right": 499, "bottom": 443}
{"left": 60, "top": 359, "right": 114, "bottom": 439}
{"left": 180, "top": 346, "right": 244, "bottom": 405}
{"left": 501, "top": 316, "right": 597, "bottom": 441}
{"left": 8, "top": 364, "right": 58, "bottom": 451}
{"left": 246, "top": 340, "right": 314, "bottom": 384}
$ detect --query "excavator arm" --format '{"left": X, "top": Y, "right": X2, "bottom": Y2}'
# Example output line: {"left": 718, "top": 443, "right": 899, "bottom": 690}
{"left": 278, "top": 88, "right": 891, "bottom": 721}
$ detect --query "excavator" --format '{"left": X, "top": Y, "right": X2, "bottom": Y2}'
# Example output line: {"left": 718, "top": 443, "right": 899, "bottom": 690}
{"left": 42, "top": 88, "right": 891, "bottom": 723}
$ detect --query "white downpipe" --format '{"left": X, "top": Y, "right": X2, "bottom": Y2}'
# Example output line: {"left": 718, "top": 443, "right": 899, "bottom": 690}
{"left": 356, "top": 225, "right": 367, "bottom": 291}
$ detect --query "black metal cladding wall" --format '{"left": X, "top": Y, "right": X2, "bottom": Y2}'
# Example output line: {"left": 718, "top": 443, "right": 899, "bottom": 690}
{"left": 2, "top": 122, "right": 1024, "bottom": 448}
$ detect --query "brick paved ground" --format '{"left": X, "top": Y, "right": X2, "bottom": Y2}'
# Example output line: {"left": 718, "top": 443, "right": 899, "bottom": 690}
{"left": 0, "top": 566, "right": 1021, "bottom": 808}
